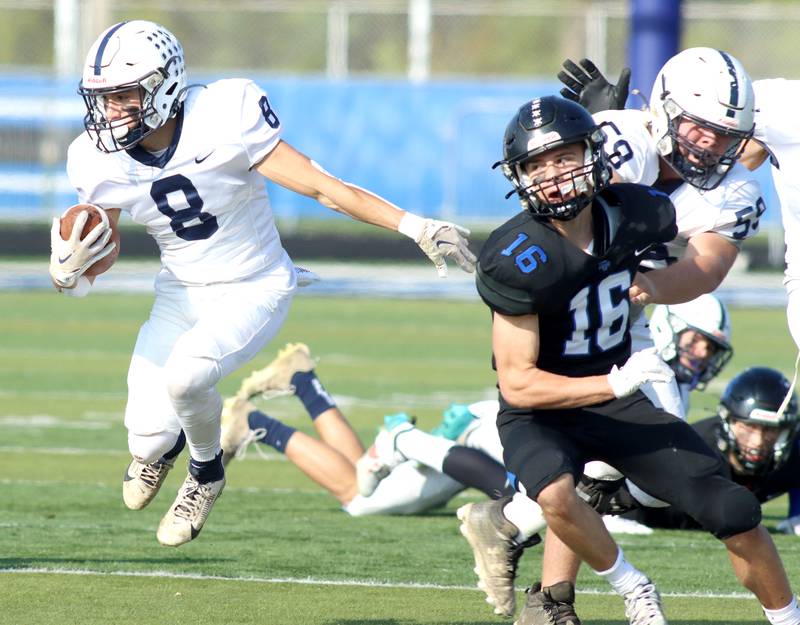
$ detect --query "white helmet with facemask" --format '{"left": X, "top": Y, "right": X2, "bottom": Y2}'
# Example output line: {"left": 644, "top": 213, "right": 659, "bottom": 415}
{"left": 79, "top": 20, "right": 187, "bottom": 153}
{"left": 649, "top": 47, "right": 755, "bottom": 191}
{"left": 650, "top": 293, "right": 733, "bottom": 390}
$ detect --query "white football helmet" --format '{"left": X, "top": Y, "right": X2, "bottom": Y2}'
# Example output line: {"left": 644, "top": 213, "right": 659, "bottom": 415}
{"left": 79, "top": 21, "right": 187, "bottom": 153}
{"left": 650, "top": 293, "right": 733, "bottom": 390}
{"left": 649, "top": 47, "right": 755, "bottom": 191}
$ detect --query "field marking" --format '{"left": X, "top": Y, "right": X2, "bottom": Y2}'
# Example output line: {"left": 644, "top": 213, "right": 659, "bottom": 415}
{"left": 0, "top": 567, "right": 756, "bottom": 600}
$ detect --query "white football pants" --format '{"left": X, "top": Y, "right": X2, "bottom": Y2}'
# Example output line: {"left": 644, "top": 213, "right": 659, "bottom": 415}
{"left": 126, "top": 262, "right": 296, "bottom": 463}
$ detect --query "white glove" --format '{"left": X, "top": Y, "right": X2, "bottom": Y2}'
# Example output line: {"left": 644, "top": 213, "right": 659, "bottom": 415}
{"left": 607, "top": 347, "right": 675, "bottom": 398}
{"left": 49, "top": 209, "right": 116, "bottom": 289}
{"left": 398, "top": 212, "right": 476, "bottom": 278}
{"left": 777, "top": 515, "right": 800, "bottom": 535}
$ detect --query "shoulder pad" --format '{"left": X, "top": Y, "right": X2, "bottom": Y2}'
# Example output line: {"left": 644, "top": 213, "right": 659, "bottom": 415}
{"left": 600, "top": 183, "right": 677, "bottom": 243}
{"left": 476, "top": 214, "right": 556, "bottom": 316}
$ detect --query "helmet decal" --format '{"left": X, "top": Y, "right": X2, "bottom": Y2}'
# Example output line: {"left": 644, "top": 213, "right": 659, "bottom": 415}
{"left": 93, "top": 21, "right": 128, "bottom": 76}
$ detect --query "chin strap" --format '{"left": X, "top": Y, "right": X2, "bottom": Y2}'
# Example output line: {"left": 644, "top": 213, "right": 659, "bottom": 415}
{"left": 777, "top": 351, "right": 800, "bottom": 419}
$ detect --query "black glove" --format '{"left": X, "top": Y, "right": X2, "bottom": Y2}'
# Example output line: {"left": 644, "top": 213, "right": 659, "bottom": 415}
{"left": 558, "top": 58, "right": 631, "bottom": 113}
{"left": 576, "top": 474, "right": 639, "bottom": 515}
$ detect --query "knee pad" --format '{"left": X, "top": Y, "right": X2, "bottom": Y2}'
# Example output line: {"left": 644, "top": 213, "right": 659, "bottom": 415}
{"left": 128, "top": 430, "right": 181, "bottom": 464}
{"left": 693, "top": 478, "right": 762, "bottom": 539}
{"left": 164, "top": 354, "right": 220, "bottom": 406}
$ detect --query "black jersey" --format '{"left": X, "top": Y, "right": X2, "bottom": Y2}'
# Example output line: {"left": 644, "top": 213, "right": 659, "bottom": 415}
{"left": 477, "top": 183, "right": 676, "bottom": 377}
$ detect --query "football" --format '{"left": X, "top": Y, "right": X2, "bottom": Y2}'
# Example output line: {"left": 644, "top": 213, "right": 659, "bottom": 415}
{"left": 59, "top": 203, "right": 121, "bottom": 276}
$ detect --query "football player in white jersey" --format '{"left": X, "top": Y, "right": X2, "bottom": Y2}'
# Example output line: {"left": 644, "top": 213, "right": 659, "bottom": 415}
{"left": 218, "top": 343, "right": 515, "bottom": 517}
{"left": 47, "top": 20, "right": 476, "bottom": 548}
{"left": 739, "top": 80, "right": 800, "bottom": 351}
{"left": 650, "top": 292, "right": 733, "bottom": 414}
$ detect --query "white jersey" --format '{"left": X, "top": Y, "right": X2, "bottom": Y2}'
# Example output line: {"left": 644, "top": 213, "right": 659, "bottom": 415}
{"left": 67, "top": 79, "right": 288, "bottom": 285}
{"left": 595, "top": 109, "right": 763, "bottom": 421}
{"left": 594, "top": 108, "right": 764, "bottom": 265}
{"left": 753, "top": 79, "right": 800, "bottom": 347}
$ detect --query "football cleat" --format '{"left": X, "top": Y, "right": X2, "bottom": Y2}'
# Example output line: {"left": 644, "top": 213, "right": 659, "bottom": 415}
{"left": 122, "top": 456, "right": 174, "bottom": 510}
{"left": 156, "top": 473, "right": 225, "bottom": 547}
{"left": 457, "top": 497, "right": 541, "bottom": 617}
{"left": 430, "top": 403, "right": 476, "bottom": 440}
{"left": 355, "top": 413, "right": 415, "bottom": 497}
{"left": 515, "top": 582, "right": 581, "bottom": 625}
{"left": 294, "top": 265, "right": 321, "bottom": 287}
{"left": 623, "top": 581, "right": 668, "bottom": 625}
{"left": 237, "top": 342, "right": 316, "bottom": 400}
{"left": 220, "top": 395, "right": 267, "bottom": 467}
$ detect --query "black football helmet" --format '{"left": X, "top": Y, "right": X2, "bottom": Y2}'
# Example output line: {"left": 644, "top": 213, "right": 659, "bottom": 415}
{"left": 718, "top": 367, "right": 799, "bottom": 475}
{"left": 495, "top": 96, "right": 611, "bottom": 220}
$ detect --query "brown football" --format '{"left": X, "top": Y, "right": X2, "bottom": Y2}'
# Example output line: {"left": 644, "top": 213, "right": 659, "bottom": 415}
{"left": 59, "top": 204, "right": 121, "bottom": 276}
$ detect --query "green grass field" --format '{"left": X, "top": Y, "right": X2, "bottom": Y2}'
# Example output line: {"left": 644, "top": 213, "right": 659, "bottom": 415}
{"left": 1, "top": 291, "right": 799, "bottom": 625}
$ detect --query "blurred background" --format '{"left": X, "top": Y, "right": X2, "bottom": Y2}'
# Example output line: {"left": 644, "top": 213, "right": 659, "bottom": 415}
{"left": 0, "top": 0, "right": 794, "bottom": 271}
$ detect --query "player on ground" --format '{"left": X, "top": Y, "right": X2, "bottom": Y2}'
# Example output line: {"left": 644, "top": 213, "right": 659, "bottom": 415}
{"left": 458, "top": 94, "right": 797, "bottom": 625}
{"left": 48, "top": 20, "right": 475, "bottom": 547}
{"left": 220, "top": 343, "right": 517, "bottom": 516}
{"left": 649, "top": 293, "right": 733, "bottom": 413}
{"left": 611, "top": 367, "right": 800, "bottom": 536}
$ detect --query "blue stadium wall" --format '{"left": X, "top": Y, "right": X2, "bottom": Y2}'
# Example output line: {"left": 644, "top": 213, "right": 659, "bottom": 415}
{"left": 0, "top": 74, "right": 780, "bottom": 227}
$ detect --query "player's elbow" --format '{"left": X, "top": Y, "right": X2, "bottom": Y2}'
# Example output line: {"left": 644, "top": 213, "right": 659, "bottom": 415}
{"left": 497, "top": 369, "right": 545, "bottom": 409}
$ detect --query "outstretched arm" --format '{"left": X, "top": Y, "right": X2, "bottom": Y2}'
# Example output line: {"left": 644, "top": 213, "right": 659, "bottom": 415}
{"left": 255, "top": 140, "right": 476, "bottom": 277}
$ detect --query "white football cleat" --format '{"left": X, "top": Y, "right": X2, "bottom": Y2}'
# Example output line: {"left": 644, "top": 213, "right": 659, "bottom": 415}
{"left": 237, "top": 342, "right": 316, "bottom": 400}
{"left": 122, "top": 456, "right": 174, "bottom": 510}
{"left": 156, "top": 473, "right": 225, "bottom": 547}
{"left": 624, "top": 580, "right": 668, "bottom": 625}
{"left": 355, "top": 413, "right": 414, "bottom": 497}
{"left": 294, "top": 265, "right": 321, "bottom": 287}
{"left": 220, "top": 395, "right": 266, "bottom": 467}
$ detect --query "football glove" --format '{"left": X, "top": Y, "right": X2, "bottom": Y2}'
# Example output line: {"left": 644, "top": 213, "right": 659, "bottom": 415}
{"left": 398, "top": 212, "right": 476, "bottom": 278}
{"left": 558, "top": 58, "right": 631, "bottom": 113}
{"left": 49, "top": 209, "right": 116, "bottom": 289}
{"left": 607, "top": 347, "right": 675, "bottom": 398}
{"left": 777, "top": 515, "right": 800, "bottom": 536}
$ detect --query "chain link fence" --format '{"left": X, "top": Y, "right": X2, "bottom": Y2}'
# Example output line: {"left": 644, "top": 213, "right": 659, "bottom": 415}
{"left": 0, "top": 0, "right": 795, "bottom": 249}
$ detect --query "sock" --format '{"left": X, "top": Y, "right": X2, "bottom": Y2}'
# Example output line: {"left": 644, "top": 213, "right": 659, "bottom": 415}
{"left": 248, "top": 410, "right": 296, "bottom": 454}
{"left": 595, "top": 548, "right": 650, "bottom": 597}
{"left": 393, "top": 428, "right": 454, "bottom": 470}
{"left": 764, "top": 596, "right": 800, "bottom": 625}
{"left": 441, "top": 446, "right": 514, "bottom": 499}
{"left": 291, "top": 370, "right": 336, "bottom": 420}
{"left": 188, "top": 451, "right": 224, "bottom": 484}
{"left": 161, "top": 430, "right": 186, "bottom": 461}
{"left": 503, "top": 491, "right": 547, "bottom": 542}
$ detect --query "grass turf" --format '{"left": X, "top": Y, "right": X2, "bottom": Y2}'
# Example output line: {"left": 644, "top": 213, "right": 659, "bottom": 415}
{"left": 1, "top": 291, "right": 798, "bottom": 624}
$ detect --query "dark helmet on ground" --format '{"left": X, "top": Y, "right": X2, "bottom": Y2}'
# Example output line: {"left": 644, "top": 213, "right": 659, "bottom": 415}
{"left": 495, "top": 95, "right": 611, "bottom": 220}
{"left": 718, "top": 366, "right": 799, "bottom": 475}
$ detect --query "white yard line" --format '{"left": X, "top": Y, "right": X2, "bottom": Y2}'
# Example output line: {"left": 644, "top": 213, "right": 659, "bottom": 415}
{"left": 0, "top": 566, "right": 756, "bottom": 599}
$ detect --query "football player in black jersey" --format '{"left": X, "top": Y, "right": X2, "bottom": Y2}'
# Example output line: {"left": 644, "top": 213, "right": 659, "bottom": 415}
{"left": 456, "top": 96, "right": 797, "bottom": 625}
{"left": 613, "top": 368, "right": 800, "bottom": 534}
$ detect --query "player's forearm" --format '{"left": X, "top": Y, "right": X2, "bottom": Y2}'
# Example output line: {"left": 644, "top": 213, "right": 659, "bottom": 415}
{"left": 318, "top": 182, "right": 403, "bottom": 231}
{"left": 640, "top": 257, "right": 728, "bottom": 305}
{"left": 499, "top": 368, "right": 615, "bottom": 409}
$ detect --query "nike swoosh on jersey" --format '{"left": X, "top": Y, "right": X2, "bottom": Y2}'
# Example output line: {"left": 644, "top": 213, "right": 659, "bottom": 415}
{"left": 58, "top": 254, "right": 73, "bottom": 264}
{"left": 195, "top": 150, "right": 214, "bottom": 163}
{"left": 634, "top": 246, "right": 652, "bottom": 256}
